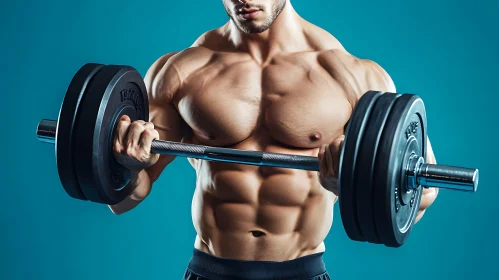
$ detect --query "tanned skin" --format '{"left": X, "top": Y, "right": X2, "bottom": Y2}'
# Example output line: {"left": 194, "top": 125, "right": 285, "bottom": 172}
{"left": 111, "top": 0, "right": 438, "bottom": 261}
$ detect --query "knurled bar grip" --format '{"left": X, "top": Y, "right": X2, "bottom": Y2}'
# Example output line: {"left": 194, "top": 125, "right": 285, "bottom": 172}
{"left": 151, "top": 140, "right": 320, "bottom": 170}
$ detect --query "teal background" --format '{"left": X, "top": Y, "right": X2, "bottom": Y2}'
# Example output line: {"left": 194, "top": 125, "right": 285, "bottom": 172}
{"left": 2, "top": 0, "right": 498, "bottom": 279}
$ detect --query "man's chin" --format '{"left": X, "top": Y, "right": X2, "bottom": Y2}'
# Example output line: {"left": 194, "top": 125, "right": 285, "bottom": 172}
{"left": 238, "top": 23, "right": 270, "bottom": 34}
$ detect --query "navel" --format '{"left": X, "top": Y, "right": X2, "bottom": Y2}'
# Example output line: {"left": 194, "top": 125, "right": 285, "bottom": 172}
{"left": 250, "top": 230, "right": 266, "bottom": 237}
{"left": 309, "top": 131, "right": 322, "bottom": 142}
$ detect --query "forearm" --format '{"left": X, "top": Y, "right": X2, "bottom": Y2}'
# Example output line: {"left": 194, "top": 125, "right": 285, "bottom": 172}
{"left": 108, "top": 169, "right": 152, "bottom": 215}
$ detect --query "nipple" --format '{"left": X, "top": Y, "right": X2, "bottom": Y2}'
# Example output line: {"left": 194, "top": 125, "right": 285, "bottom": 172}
{"left": 309, "top": 131, "right": 322, "bottom": 141}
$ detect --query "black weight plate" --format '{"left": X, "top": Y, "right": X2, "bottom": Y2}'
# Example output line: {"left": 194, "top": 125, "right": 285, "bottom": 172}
{"left": 73, "top": 65, "right": 149, "bottom": 204}
{"left": 339, "top": 90, "right": 382, "bottom": 242}
{"left": 355, "top": 92, "right": 400, "bottom": 244}
{"left": 373, "top": 94, "right": 427, "bottom": 247}
{"left": 56, "top": 63, "right": 105, "bottom": 201}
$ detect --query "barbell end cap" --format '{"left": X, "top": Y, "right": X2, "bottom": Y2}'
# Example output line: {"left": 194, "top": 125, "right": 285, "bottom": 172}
{"left": 472, "top": 169, "right": 479, "bottom": 192}
{"left": 37, "top": 119, "right": 57, "bottom": 144}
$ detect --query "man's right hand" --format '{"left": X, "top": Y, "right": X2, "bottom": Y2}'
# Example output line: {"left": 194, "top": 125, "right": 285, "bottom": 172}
{"left": 113, "top": 115, "right": 161, "bottom": 173}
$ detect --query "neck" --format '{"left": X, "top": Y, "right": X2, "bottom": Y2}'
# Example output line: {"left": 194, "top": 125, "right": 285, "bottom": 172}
{"left": 226, "top": 2, "right": 309, "bottom": 64}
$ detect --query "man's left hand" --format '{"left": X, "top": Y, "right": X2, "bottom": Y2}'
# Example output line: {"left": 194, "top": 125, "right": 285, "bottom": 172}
{"left": 317, "top": 135, "right": 345, "bottom": 196}
{"left": 317, "top": 135, "right": 438, "bottom": 224}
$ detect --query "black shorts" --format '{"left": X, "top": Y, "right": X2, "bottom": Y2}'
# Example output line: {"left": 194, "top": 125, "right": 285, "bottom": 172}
{"left": 183, "top": 249, "right": 330, "bottom": 280}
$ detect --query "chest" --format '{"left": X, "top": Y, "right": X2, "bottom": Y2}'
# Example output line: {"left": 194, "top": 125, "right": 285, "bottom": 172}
{"left": 176, "top": 55, "right": 353, "bottom": 149}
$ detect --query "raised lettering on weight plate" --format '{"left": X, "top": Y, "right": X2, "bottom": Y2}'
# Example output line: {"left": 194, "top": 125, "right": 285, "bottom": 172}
{"left": 405, "top": 121, "right": 419, "bottom": 139}
{"left": 120, "top": 88, "right": 144, "bottom": 115}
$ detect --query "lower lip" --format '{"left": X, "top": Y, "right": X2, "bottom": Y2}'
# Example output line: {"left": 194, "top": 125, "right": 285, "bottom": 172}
{"left": 241, "top": 10, "right": 261, "bottom": 19}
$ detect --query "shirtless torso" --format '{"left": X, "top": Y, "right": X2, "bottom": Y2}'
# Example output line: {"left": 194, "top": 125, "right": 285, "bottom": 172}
{"left": 110, "top": 1, "right": 437, "bottom": 265}
{"left": 172, "top": 48, "right": 390, "bottom": 261}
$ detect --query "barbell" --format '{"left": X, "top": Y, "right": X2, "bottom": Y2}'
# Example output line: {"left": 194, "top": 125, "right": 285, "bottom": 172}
{"left": 37, "top": 63, "right": 479, "bottom": 247}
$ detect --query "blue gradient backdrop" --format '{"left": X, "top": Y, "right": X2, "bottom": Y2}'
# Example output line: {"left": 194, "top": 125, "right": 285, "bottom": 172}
{"left": 2, "top": 1, "right": 498, "bottom": 279}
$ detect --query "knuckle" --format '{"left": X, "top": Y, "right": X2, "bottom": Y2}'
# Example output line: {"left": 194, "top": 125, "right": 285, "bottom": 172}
{"left": 130, "top": 121, "right": 143, "bottom": 130}
{"left": 142, "top": 129, "right": 154, "bottom": 137}
{"left": 144, "top": 129, "right": 160, "bottom": 139}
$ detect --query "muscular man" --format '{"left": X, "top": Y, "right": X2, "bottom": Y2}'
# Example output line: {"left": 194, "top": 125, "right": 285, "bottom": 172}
{"left": 111, "top": 1, "right": 439, "bottom": 279}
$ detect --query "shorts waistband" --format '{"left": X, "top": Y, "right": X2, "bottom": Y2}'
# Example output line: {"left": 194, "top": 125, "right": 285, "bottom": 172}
{"left": 187, "top": 249, "right": 326, "bottom": 280}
